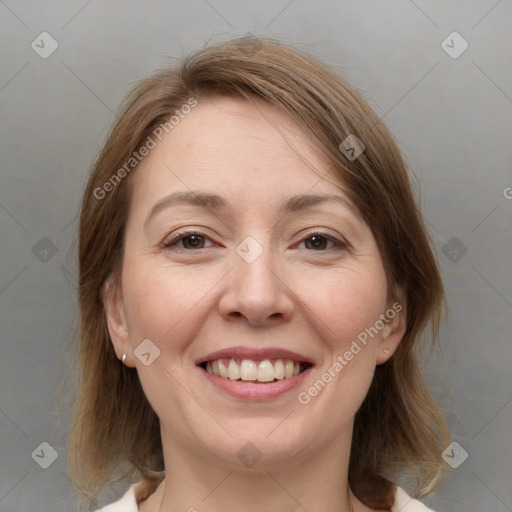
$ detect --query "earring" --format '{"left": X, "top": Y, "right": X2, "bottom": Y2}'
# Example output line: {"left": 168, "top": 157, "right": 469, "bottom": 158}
{"left": 383, "top": 348, "right": 390, "bottom": 355}
{"left": 121, "top": 353, "right": 127, "bottom": 365}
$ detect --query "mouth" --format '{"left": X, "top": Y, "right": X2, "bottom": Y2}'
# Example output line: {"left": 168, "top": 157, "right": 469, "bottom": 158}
{"left": 198, "top": 358, "right": 313, "bottom": 383}
{"left": 195, "top": 347, "right": 314, "bottom": 400}
{"left": 195, "top": 346, "right": 315, "bottom": 384}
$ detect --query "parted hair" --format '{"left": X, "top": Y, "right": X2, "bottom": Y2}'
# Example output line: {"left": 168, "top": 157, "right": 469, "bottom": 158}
{"left": 68, "top": 37, "right": 449, "bottom": 510}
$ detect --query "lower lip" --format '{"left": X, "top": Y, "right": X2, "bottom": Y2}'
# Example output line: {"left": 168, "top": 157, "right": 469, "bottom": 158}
{"left": 198, "top": 366, "right": 313, "bottom": 400}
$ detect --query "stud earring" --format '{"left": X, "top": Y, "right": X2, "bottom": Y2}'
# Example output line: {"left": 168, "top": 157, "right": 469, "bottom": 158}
{"left": 383, "top": 348, "right": 390, "bottom": 355}
{"left": 121, "top": 353, "right": 127, "bottom": 365}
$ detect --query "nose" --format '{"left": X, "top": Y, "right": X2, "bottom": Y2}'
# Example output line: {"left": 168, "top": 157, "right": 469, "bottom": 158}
{"left": 218, "top": 244, "right": 295, "bottom": 326}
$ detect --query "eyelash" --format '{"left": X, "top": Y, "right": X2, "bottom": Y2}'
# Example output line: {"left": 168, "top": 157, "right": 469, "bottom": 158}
{"left": 161, "top": 229, "right": 348, "bottom": 252}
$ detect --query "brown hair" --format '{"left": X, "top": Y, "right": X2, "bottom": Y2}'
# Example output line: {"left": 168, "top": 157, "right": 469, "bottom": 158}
{"left": 68, "top": 37, "right": 449, "bottom": 510}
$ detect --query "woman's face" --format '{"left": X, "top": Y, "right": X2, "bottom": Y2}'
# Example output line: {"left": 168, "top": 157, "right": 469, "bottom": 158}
{"left": 106, "top": 97, "right": 405, "bottom": 469}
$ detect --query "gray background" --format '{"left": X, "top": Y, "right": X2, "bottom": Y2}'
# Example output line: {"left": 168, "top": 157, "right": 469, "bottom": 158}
{"left": 1, "top": 1, "right": 511, "bottom": 511}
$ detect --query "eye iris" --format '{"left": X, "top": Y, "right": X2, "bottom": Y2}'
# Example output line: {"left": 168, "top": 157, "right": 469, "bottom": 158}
{"left": 183, "top": 235, "right": 204, "bottom": 249}
{"left": 307, "top": 235, "right": 327, "bottom": 250}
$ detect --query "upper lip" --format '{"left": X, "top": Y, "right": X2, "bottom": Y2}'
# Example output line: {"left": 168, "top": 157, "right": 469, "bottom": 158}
{"left": 195, "top": 346, "right": 315, "bottom": 365}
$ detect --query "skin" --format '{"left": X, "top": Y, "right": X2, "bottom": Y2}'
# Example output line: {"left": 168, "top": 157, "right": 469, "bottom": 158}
{"left": 104, "top": 97, "right": 407, "bottom": 512}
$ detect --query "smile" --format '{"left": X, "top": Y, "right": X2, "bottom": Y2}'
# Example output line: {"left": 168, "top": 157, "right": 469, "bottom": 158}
{"left": 200, "top": 358, "right": 312, "bottom": 383}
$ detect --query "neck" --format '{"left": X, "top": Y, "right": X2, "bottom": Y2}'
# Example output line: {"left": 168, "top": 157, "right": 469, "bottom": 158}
{"left": 142, "top": 424, "right": 364, "bottom": 512}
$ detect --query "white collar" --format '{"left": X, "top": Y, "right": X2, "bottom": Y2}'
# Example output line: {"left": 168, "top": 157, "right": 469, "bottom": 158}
{"left": 98, "top": 481, "right": 436, "bottom": 511}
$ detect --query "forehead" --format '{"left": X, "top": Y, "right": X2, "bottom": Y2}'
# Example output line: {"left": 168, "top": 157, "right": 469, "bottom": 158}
{"left": 130, "top": 96, "right": 355, "bottom": 214}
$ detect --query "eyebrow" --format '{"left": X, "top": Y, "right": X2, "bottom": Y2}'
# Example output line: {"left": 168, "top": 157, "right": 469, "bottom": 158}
{"left": 144, "top": 190, "right": 358, "bottom": 228}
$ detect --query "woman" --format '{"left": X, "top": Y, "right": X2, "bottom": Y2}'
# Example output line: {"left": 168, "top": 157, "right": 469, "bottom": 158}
{"left": 69, "top": 37, "right": 449, "bottom": 511}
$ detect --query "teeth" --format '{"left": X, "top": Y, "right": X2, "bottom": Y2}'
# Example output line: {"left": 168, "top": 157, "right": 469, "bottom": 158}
{"left": 204, "top": 358, "right": 306, "bottom": 382}
{"left": 227, "top": 359, "right": 240, "bottom": 380}
{"left": 218, "top": 359, "right": 228, "bottom": 378}
{"left": 274, "top": 359, "right": 285, "bottom": 379}
{"left": 240, "top": 359, "right": 257, "bottom": 381}
{"left": 257, "top": 360, "right": 274, "bottom": 382}
{"left": 285, "top": 360, "right": 295, "bottom": 378}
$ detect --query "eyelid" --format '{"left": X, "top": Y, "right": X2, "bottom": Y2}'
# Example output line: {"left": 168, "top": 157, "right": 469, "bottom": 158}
{"left": 294, "top": 230, "right": 349, "bottom": 250}
{"left": 161, "top": 228, "right": 218, "bottom": 249}
{"left": 161, "top": 228, "right": 349, "bottom": 253}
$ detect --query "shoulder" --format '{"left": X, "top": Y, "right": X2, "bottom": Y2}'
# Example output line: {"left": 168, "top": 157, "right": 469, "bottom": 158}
{"left": 94, "top": 483, "right": 141, "bottom": 512}
{"left": 392, "top": 486, "right": 437, "bottom": 511}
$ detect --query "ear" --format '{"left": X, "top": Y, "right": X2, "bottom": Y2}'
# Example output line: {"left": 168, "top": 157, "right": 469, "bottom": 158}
{"left": 376, "top": 289, "right": 407, "bottom": 365}
{"left": 102, "top": 275, "right": 134, "bottom": 367}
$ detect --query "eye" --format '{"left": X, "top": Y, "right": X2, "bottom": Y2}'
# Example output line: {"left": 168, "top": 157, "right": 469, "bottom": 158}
{"left": 162, "top": 231, "right": 215, "bottom": 250}
{"left": 161, "top": 230, "right": 347, "bottom": 252}
{"left": 297, "top": 232, "right": 347, "bottom": 251}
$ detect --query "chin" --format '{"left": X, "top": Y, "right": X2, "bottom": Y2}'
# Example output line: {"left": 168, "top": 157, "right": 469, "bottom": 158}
{"left": 202, "top": 426, "right": 307, "bottom": 469}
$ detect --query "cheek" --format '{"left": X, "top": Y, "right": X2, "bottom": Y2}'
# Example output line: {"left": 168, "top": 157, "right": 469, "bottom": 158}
{"left": 296, "top": 270, "right": 385, "bottom": 419}
{"left": 121, "top": 260, "right": 217, "bottom": 351}
{"left": 300, "top": 265, "right": 388, "bottom": 348}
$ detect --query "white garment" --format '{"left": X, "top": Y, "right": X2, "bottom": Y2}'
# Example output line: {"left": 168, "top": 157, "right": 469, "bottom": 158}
{"left": 96, "top": 481, "right": 436, "bottom": 511}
